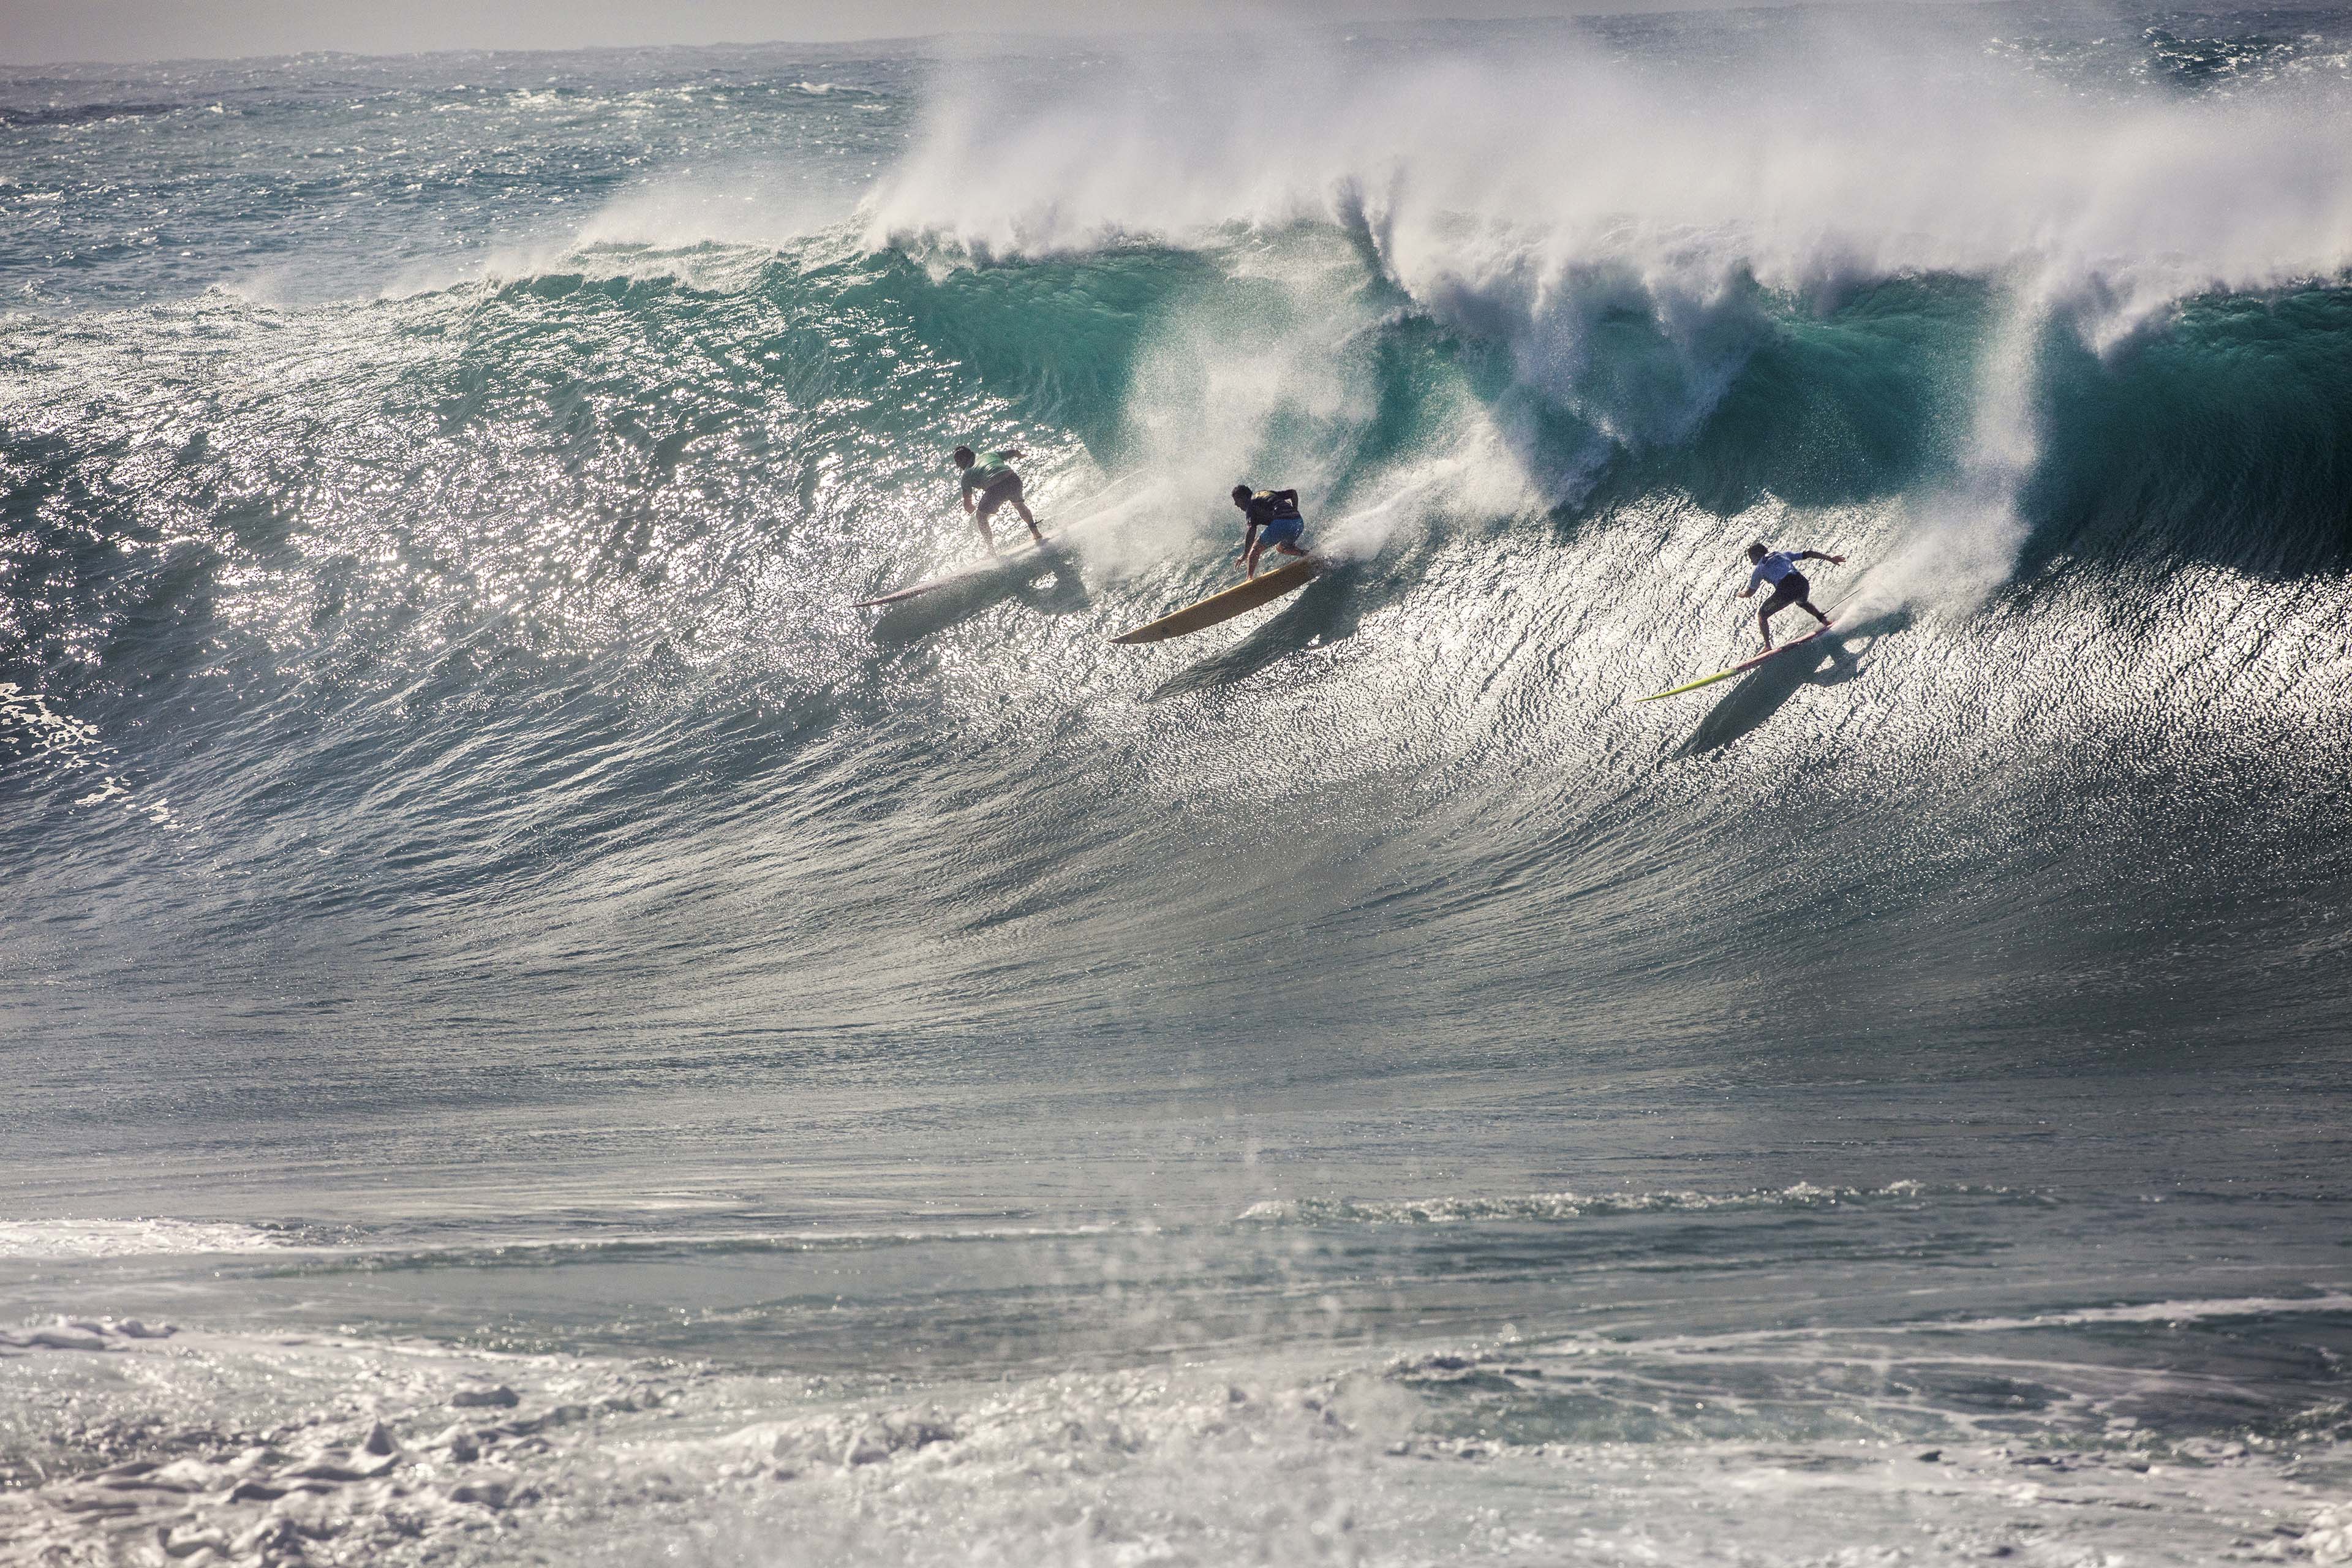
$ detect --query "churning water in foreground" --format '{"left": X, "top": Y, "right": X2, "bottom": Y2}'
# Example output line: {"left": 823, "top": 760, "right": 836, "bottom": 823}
{"left": 6, "top": 6, "right": 2352, "bottom": 1562}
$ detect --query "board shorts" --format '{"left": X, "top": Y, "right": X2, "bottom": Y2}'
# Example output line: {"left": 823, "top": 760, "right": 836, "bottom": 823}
{"left": 1256, "top": 516, "right": 1304, "bottom": 550}
{"left": 972, "top": 473, "right": 1024, "bottom": 518}
{"left": 1761, "top": 570, "right": 1811, "bottom": 613}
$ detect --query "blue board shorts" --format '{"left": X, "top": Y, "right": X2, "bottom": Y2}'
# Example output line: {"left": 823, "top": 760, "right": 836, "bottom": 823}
{"left": 1257, "top": 516, "right": 1304, "bottom": 550}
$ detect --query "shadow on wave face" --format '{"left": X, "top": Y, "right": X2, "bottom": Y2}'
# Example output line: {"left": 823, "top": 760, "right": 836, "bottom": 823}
{"left": 1672, "top": 613, "right": 1905, "bottom": 758}
{"left": 869, "top": 549, "right": 1090, "bottom": 649}
{"left": 1142, "top": 568, "right": 1366, "bottom": 699}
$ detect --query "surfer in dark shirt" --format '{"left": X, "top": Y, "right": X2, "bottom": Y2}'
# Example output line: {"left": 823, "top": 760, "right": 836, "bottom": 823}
{"left": 1231, "top": 484, "right": 1308, "bottom": 580}
{"left": 1736, "top": 541, "right": 1844, "bottom": 648}
{"left": 954, "top": 445, "right": 1045, "bottom": 553}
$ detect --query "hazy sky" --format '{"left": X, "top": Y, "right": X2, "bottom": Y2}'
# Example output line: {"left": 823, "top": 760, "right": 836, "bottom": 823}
{"left": 6, "top": 0, "right": 1768, "bottom": 66}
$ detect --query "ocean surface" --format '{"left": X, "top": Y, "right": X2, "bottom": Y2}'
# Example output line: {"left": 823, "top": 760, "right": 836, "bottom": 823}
{"left": 6, "top": 5, "right": 2352, "bottom": 1562}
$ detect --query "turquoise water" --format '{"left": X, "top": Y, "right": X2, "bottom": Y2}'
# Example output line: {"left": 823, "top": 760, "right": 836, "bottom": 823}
{"left": 6, "top": 9, "right": 2352, "bottom": 1563}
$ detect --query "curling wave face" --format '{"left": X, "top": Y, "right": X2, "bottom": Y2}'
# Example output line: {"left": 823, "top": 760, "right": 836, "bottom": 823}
{"left": 6, "top": 18, "right": 2349, "bottom": 1098}
{"left": 4, "top": 9, "right": 2352, "bottom": 1564}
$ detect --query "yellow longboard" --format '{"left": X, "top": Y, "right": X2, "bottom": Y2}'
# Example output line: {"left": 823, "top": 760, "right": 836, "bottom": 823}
{"left": 1633, "top": 622, "right": 1834, "bottom": 703}
{"left": 1110, "top": 556, "right": 1325, "bottom": 644}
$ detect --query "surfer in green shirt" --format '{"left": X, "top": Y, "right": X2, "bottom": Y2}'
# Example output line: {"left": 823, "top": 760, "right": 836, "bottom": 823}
{"left": 953, "top": 445, "right": 1045, "bottom": 553}
{"left": 1231, "top": 483, "right": 1308, "bottom": 580}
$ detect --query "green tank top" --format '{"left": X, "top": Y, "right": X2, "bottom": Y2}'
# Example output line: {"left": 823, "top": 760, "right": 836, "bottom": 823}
{"left": 962, "top": 453, "right": 1015, "bottom": 494}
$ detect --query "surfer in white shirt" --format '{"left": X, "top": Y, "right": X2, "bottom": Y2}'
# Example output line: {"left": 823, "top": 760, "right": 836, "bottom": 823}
{"left": 1736, "top": 541, "right": 1844, "bottom": 649}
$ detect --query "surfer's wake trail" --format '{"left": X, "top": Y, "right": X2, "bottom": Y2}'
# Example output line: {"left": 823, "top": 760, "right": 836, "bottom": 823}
{"left": 5, "top": 8, "right": 2352, "bottom": 1565}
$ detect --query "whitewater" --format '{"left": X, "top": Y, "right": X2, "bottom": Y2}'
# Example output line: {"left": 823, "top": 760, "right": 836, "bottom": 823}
{"left": 5, "top": 4, "right": 2352, "bottom": 1562}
